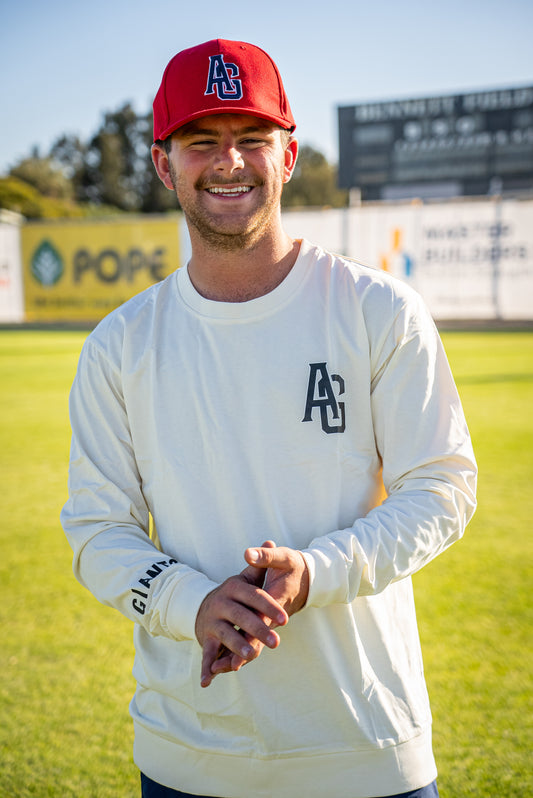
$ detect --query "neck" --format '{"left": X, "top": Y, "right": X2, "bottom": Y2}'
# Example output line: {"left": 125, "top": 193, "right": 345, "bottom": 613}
{"left": 186, "top": 227, "right": 300, "bottom": 303}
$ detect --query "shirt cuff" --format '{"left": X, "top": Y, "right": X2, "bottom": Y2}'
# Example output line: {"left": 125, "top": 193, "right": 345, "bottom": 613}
{"left": 164, "top": 570, "right": 219, "bottom": 641}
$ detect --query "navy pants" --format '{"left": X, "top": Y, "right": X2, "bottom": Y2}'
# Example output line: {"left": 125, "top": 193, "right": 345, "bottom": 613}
{"left": 141, "top": 772, "right": 439, "bottom": 798}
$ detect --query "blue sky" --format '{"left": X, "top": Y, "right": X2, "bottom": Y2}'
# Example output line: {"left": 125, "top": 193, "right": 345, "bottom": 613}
{"left": 1, "top": 0, "right": 531, "bottom": 174}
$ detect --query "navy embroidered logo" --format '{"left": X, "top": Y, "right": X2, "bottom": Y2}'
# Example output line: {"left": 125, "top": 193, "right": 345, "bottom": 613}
{"left": 205, "top": 54, "right": 243, "bottom": 100}
{"left": 302, "top": 363, "right": 346, "bottom": 434}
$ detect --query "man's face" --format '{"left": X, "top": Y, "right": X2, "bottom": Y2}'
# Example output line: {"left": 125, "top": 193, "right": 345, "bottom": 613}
{"left": 155, "top": 114, "right": 297, "bottom": 251}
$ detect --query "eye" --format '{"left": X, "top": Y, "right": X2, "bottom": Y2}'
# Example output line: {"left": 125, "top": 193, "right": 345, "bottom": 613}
{"left": 189, "top": 139, "right": 217, "bottom": 149}
{"left": 240, "top": 136, "right": 268, "bottom": 148}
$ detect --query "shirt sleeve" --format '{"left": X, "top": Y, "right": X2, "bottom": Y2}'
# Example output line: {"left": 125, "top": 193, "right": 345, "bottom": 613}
{"left": 60, "top": 333, "right": 218, "bottom": 642}
{"left": 302, "top": 290, "right": 477, "bottom": 606}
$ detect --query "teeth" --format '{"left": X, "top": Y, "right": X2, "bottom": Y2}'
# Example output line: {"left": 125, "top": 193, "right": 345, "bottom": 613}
{"left": 207, "top": 186, "right": 252, "bottom": 195}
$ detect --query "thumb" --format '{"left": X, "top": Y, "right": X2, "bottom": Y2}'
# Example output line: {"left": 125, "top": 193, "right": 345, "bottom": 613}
{"left": 241, "top": 540, "right": 276, "bottom": 583}
{"left": 245, "top": 540, "right": 279, "bottom": 568}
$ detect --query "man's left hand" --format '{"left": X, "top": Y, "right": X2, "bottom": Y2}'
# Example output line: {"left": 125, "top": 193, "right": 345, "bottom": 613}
{"left": 207, "top": 542, "right": 309, "bottom": 681}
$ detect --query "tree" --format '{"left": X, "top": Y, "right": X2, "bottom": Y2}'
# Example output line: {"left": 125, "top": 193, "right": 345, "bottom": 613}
{"left": 49, "top": 134, "right": 89, "bottom": 199}
{"left": 81, "top": 103, "right": 142, "bottom": 210}
{"left": 0, "top": 175, "right": 84, "bottom": 219}
{"left": 282, "top": 145, "right": 347, "bottom": 209}
{"left": 4, "top": 104, "right": 346, "bottom": 216}
{"left": 10, "top": 156, "right": 74, "bottom": 200}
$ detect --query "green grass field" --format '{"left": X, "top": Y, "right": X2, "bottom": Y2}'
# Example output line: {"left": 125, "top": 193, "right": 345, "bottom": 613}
{"left": 0, "top": 329, "right": 531, "bottom": 797}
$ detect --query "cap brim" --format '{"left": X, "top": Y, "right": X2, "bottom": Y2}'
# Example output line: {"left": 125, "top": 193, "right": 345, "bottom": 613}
{"left": 157, "top": 107, "right": 295, "bottom": 141}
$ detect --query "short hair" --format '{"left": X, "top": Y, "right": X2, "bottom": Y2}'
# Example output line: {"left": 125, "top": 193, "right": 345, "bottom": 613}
{"left": 154, "top": 137, "right": 172, "bottom": 155}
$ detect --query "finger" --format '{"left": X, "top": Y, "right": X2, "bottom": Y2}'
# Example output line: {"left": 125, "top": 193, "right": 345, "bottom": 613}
{"left": 228, "top": 610, "right": 282, "bottom": 650}
{"left": 201, "top": 624, "right": 256, "bottom": 685}
{"left": 201, "top": 577, "right": 288, "bottom": 635}
{"left": 208, "top": 630, "right": 266, "bottom": 678}
{"left": 201, "top": 637, "right": 225, "bottom": 688}
{"left": 211, "top": 649, "right": 251, "bottom": 675}
{"left": 229, "top": 582, "right": 288, "bottom": 628}
{"left": 196, "top": 569, "right": 288, "bottom": 685}
{"left": 245, "top": 545, "right": 292, "bottom": 570}
{"left": 210, "top": 648, "right": 236, "bottom": 677}
{"left": 240, "top": 540, "right": 277, "bottom": 586}
{"left": 210, "top": 650, "right": 234, "bottom": 675}
{"left": 201, "top": 627, "right": 261, "bottom": 686}
{"left": 228, "top": 626, "right": 267, "bottom": 671}
{"left": 208, "top": 642, "right": 250, "bottom": 677}
{"left": 206, "top": 603, "right": 281, "bottom": 663}
{"left": 240, "top": 562, "right": 267, "bottom": 587}
{"left": 214, "top": 630, "right": 267, "bottom": 675}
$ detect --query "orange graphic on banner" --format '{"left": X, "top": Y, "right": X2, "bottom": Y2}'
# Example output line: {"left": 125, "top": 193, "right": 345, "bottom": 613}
{"left": 380, "top": 228, "right": 413, "bottom": 278}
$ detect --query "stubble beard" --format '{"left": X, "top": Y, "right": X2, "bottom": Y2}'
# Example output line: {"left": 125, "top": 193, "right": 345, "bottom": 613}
{"left": 168, "top": 162, "right": 281, "bottom": 253}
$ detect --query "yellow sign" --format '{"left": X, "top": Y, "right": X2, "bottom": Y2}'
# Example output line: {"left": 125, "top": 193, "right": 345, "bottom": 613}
{"left": 22, "top": 215, "right": 182, "bottom": 322}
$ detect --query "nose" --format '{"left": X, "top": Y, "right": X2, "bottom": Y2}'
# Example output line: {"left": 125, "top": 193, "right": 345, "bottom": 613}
{"left": 214, "top": 144, "right": 245, "bottom": 174}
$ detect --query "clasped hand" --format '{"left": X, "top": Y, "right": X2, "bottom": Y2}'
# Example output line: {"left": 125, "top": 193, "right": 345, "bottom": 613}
{"left": 195, "top": 541, "right": 309, "bottom": 687}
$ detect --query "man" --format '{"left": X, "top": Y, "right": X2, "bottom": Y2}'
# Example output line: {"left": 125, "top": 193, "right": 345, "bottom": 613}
{"left": 61, "top": 39, "right": 477, "bottom": 798}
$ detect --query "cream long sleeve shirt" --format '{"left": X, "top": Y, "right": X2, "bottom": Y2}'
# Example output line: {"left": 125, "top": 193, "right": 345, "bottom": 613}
{"left": 61, "top": 239, "right": 477, "bottom": 798}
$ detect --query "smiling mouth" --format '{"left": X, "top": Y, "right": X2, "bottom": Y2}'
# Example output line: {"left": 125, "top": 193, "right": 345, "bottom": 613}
{"left": 206, "top": 186, "right": 253, "bottom": 196}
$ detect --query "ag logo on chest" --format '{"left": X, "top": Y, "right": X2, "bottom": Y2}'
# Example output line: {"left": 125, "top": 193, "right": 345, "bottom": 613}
{"left": 302, "top": 362, "right": 346, "bottom": 434}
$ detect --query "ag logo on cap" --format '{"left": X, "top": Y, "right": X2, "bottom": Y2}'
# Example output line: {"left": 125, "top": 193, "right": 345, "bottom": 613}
{"left": 205, "top": 54, "right": 243, "bottom": 100}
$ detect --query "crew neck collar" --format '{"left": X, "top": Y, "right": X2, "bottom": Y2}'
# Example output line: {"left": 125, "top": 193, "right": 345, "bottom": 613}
{"left": 177, "top": 239, "right": 312, "bottom": 320}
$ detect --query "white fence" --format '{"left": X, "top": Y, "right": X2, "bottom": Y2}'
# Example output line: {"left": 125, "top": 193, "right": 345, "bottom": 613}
{"left": 0, "top": 210, "right": 24, "bottom": 323}
{"left": 283, "top": 197, "right": 533, "bottom": 321}
{"left": 1, "top": 198, "right": 532, "bottom": 323}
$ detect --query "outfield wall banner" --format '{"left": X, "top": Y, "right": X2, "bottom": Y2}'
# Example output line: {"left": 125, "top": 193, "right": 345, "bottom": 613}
{"left": 21, "top": 215, "right": 182, "bottom": 323}
{"left": 283, "top": 198, "right": 533, "bottom": 320}
{"left": 384, "top": 199, "right": 533, "bottom": 320}
{"left": 0, "top": 210, "right": 25, "bottom": 323}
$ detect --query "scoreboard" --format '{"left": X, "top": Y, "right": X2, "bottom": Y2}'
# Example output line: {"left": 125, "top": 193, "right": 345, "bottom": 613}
{"left": 338, "top": 87, "right": 533, "bottom": 200}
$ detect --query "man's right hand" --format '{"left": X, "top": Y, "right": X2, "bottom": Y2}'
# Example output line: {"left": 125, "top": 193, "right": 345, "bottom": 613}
{"left": 195, "top": 544, "right": 288, "bottom": 688}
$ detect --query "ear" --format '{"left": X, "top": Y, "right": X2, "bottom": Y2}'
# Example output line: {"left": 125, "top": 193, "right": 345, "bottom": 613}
{"left": 283, "top": 137, "right": 298, "bottom": 184}
{"left": 151, "top": 143, "right": 175, "bottom": 191}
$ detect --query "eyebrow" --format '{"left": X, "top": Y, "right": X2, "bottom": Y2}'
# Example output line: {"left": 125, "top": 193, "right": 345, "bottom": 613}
{"left": 178, "top": 123, "right": 273, "bottom": 139}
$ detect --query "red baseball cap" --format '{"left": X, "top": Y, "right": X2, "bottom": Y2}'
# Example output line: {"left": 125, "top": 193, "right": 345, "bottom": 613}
{"left": 153, "top": 39, "right": 296, "bottom": 142}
